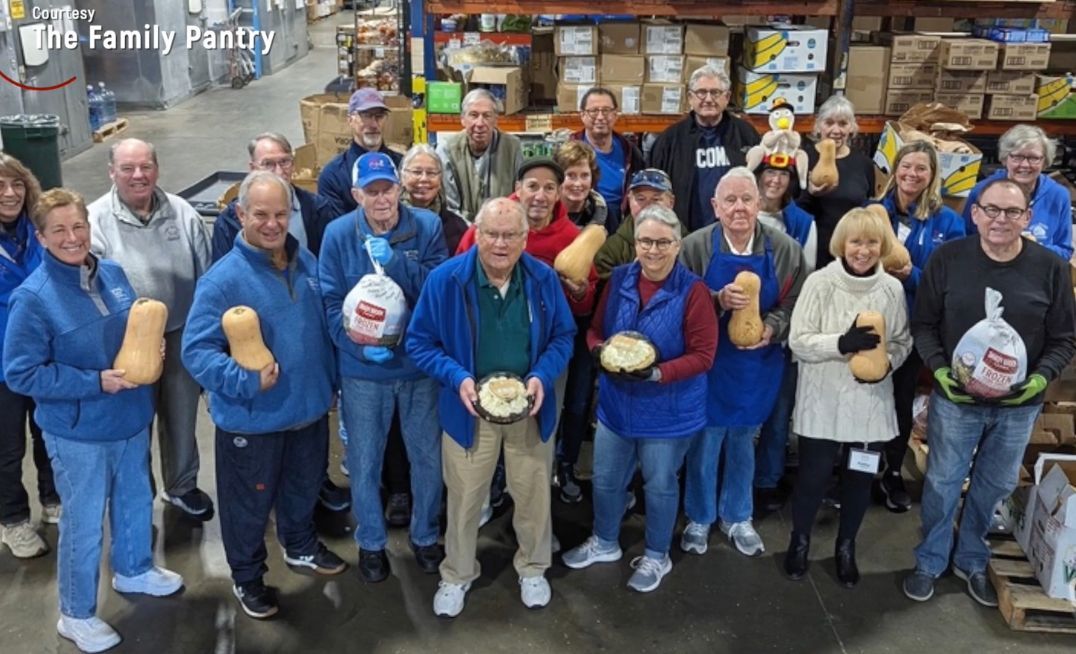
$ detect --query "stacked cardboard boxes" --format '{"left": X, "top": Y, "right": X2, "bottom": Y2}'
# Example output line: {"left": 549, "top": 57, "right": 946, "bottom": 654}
{"left": 875, "top": 34, "right": 940, "bottom": 115}
{"left": 555, "top": 26, "right": 600, "bottom": 114}
{"left": 984, "top": 40, "right": 1051, "bottom": 120}
{"left": 735, "top": 24, "right": 826, "bottom": 115}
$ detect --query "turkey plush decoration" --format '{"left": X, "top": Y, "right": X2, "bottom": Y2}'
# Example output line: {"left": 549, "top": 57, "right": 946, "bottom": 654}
{"left": 745, "top": 99, "right": 810, "bottom": 190}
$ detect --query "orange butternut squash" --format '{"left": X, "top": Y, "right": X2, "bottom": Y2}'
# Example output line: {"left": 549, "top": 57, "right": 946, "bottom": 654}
{"left": 222, "top": 306, "right": 276, "bottom": 371}
{"left": 809, "top": 138, "right": 839, "bottom": 187}
{"left": 554, "top": 224, "right": 606, "bottom": 285}
{"left": 728, "top": 271, "right": 764, "bottom": 347}
{"left": 113, "top": 298, "right": 168, "bottom": 385}
{"left": 849, "top": 311, "right": 889, "bottom": 382}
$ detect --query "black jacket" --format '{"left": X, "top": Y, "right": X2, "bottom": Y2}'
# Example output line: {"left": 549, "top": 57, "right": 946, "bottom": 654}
{"left": 211, "top": 186, "right": 336, "bottom": 262}
{"left": 649, "top": 110, "right": 760, "bottom": 230}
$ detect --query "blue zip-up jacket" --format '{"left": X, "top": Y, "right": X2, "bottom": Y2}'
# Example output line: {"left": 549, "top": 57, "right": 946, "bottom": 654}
{"left": 319, "top": 203, "right": 447, "bottom": 381}
{"left": 962, "top": 170, "right": 1073, "bottom": 260}
{"left": 182, "top": 234, "right": 335, "bottom": 434}
{"left": 877, "top": 192, "right": 965, "bottom": 313}
{"left": 0, "top": 212, "right": 43, "bottom": 384}
{"left": 317, "top": 142, "right": 404, "bottom": 218}
{"left": 211, "top": 185, "right": 337, "bottom": 262}
{"left": 3, "top": 253, "right": 153, "bottom": 441}
{"left": 405, "top": 248, "right": 576, "bottom": 448}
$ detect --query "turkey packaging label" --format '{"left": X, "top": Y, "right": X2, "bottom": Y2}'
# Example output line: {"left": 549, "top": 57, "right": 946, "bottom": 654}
{"left": 342, "top": 240, "right": 410, "bottom": 346}
{"left": 951, "top": 287, "right": 1027, "bottom": 399}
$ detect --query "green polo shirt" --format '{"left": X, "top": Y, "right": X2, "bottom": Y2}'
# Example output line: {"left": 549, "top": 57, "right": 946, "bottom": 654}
{"left": 474, "top": 259, "right": 531, "bottom": 379}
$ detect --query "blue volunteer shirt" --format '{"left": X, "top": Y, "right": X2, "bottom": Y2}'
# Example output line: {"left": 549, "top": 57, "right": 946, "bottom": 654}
{"left": 592, "top": 136, "right": 626, "bottom": 213}
{"left": 691, "top": 121, "right": 731, "bottom": 233}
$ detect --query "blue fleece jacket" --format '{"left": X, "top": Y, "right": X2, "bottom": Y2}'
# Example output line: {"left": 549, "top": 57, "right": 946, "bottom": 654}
{"left": 211, "top": 185, "right": 336, "bottom": 262}
{"left": 0, "top": 212, "right": 43, "bottom": 384}
{"left": 182, "top": 234, "right": 335, "bottom": 434}
{"left": 319, "top": 203, "right": 447, "bottom": 382}
{"left": 317, "top": 142, "right": 405, "bottom": 218}
{"left": 3, "top": 253, "right": 153, "bottom": 441}
{"left": 962, "top": 170, "right": 1073, "bottom": 260}
{"left": 877, "top": 192, "right": 966, "bottom": 313}
{"left": 405, "top": 248, "right": 576, "bottom": 448}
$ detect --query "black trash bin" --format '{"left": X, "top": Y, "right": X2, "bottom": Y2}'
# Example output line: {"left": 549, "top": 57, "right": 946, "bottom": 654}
{"left": 0, "top": 115, "right": 62, "bottom": 190}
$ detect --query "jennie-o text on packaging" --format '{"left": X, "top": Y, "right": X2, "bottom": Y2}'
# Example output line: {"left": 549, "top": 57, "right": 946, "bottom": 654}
{"left": 30, "top": 6, "right": 276, "bottom": 56}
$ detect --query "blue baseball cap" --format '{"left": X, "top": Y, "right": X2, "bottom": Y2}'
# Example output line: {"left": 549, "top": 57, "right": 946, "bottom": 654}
{"left": 352, "top": 152, "right": 399, "bottom": 188}
{"left": 348, "top": 88, "right": 389, "bottom": 115}
{"left": 628, "top": 168, "right": 673, "bottom": 193}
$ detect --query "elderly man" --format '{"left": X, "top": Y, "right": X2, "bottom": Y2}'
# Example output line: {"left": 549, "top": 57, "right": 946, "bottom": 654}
{"left": 437, "top": 89, "right": 524, "bottom": 223}
{"left": 570, "top": 88, "right": 646, "bottom": 233}
{"left": 651, "top": 65, "right": 760, "bottom": 234}
{"left": 903, "top": 179, "right": 1076, "bottom": 608}
{"left": 407, "top": 198, "right": 575, "bottom": 618}
{"left": 183, "top": 171, "right": 346, "bottom": 620}
{"left": 679, "top": 166, "right": 806, "bottom": 558}
{"left": 87, "top": 138, "right": 213, "bottom": 518}
{"left": 318, "top": 88, "right": 405, "bottom": 218}
{"left": 319, "top": 152, "right": 448, "bottom": 583}
{"left": 594, "top": 168, "right": 679, "bottom": 279}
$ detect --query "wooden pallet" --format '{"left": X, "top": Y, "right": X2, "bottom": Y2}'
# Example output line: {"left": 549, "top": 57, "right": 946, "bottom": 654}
{"left": 92, "top": 118, "right": 128, "bottom": 143}
{"left": 988, "top": 541, "right": 1076, "bottom": 634}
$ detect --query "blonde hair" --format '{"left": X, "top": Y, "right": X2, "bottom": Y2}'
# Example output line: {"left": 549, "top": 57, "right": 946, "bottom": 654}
{"left": 879, "top": 141, "right": 943, "bottom": 221}
{"left": 830, "top": 207, "right": 893, "bottom": 260}
{"left": 0, "top": 153, "right": 42, "bottom": 219}
{"left": 32, "top": 188, "right": 88, "bottom": 232}
{"left": 555, "top": 141, "right": 600, "bottom": 186}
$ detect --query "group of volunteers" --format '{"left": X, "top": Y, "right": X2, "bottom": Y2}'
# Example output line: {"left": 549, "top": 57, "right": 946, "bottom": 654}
{"left": 0, "top": 64, "right": 1073, "bottom": 653}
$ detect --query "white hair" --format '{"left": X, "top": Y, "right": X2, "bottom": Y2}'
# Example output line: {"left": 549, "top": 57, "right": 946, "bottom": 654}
{"left": 401, "top": 144, "right": 443, "bottom": 172}
{"left": 998, "top": 124, "right": 1057, "bottom": 166}
{"left": 461, "top": 88, "right": 501, "bottom": 116}
{"left": 714, "top": 166, "right": 760, "bottom": 198}
{"left": 474, "top": 197, "right": 527, "bottom": 233}
{"left": 238, "top": 170, "right": 291, "bottom": 211}
{"left": 813, "top": 95, "right": 858, "bottom": 140}
{"left": 688, "top": 65, "right": 731, "bottom": 92}
{"left": 634, "top": 205, "right": 683, "bottom": 241}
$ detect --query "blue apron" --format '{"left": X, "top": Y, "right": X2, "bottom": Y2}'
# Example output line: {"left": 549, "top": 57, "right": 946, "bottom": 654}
{"left": 704, "top": 227, "right": 785, "bottom": 427}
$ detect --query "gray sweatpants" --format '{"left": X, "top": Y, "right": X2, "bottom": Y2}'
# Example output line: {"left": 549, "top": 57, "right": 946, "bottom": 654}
{"left": 154, "top": 328, "right": 201, "bottom": 496}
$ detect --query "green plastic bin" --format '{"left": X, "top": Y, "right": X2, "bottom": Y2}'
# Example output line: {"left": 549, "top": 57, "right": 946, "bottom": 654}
{"left": 0, "top": 115, "right": 62, "bottom": 190}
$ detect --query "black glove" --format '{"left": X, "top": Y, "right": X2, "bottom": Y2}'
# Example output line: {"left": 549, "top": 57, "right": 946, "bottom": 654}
{"left": 606, "top": 366, "right": 658, "bottom": 383}
{"left": 838, "top": 318, "right": 881, "bottom": 355}
{"left": 590, "top": 345, "right": 604, "bottom": 365}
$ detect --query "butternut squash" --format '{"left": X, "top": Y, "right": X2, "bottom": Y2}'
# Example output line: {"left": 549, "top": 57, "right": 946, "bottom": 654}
{"left": 864, "top": 204, "right": 911, "bottom": 272}
{"left": 113, "top": 298, "right": 168, "bottom": 385}
{"left": 849, "top": 311, "right": 889, "bottom": 382}
{"left": 222, "top": 306, "right": 275, "bottom": 371}
{"left": 554, "top": 224, "right": 606, "bottom": 285}
{"left": 809, "top": 138, "right": 839, "bottom": 187}
{"left": 727, "top": 270, "right": 764, "bottom": 347}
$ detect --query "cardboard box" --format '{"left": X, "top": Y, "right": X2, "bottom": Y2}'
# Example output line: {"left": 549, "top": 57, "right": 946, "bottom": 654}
{"left": 1001, "top": 43, "right": 1052, "bottom": 71}
{"left": 745, "top": 25, "right": 829, "bottom": 73}
{"left": 643, "top": 21, "right": 684, "bottom": 55}
{"left": 843, "top": 46, "right": 890, "bottom": 114}
{"left": 684, "top": 56, "right": 731, "bottom": 82}
{"left": 938, "top": 39, "right": 999, "bottom": 71}
{"left": 555, "top": 26, "right": 598, "bottom": 56}
{"left": 640, "top": 83, "right": 685, "bottom": 114}
{"left": 684, "top": 23, "right": 730, "bottom": 56}
{"left": 468, "top": 66, "right": 527, "bottom": 115}
{"left": 427, "top": 81, "right": 463, "bottom": 114}
{"left": 914, "top": 18, "right": 955, "bottom": 32}
{"left": 852, "top": 17, "right": 884, "bottom": 32}
{"left": 601, "top": 55, "right": 646, "bottom": 85}
{"left": 598, "top": 22, "right": 641, "bottom": 55}
{"left": 934, "top": 92, "right": 984, "bottom": 120}
{"left": 290, "top": 143, "right": 320, "bottom": 195}
{"left": 1040, "top": 412, "right": 1076, "bottom": 445}
{"left": 1003, "top": 481, "right": 1035, "bottom": 551}
{"left": 298, "top": 93, "right": 412, "bottom": 167}
{"left": 555, "top": 82, "right": 594, "bottom": 113}
{"left": 1048, "top": 40, "right": 1076, "bottom": 74}
{"left": 935, "top": 70, "right": 988, "bottom": 95}
{"left": 986, "top": 70, "right": 1037, "bottom": 95}
{"left": 877, "top": 33, "right": 940, "bottom": 63}
{"left": 873, "top": 121, "right": 983, "bottom": 196}
{"left": 1037, "top": 73, "right": 1076, "bottom": 120}
{"left": 1025, "top": 457, "right": 1076, "bottom": 600}
{"left": 602, "top": 83, "right": 642, "bottom": 115}
{"left": 887, "top": 62, "right": 938, "bottom": 89}
{"left": 647, "top": 55, "right": 685, "bottom": 84}
{"left": 986, "top": 93, "right": 1038, "bottom": 121}
{"left": 736, "top": 67, "right": 819, "bottom": 115}
{"left": 383, "top": 95, "right": 414, "bottom": 148}
{"left": 883, "top": 89, "right": 935, "bottom": 116}
{"left": 558, "top": 57, "right": 598, "bottom": 85}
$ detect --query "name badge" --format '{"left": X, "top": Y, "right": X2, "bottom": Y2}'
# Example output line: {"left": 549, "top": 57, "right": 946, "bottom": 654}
{"left": 848, "top": 447, "right": 881, "bottom": 475}
{"left": 165, "top": 225, "right": 181, "bottom": 241}
{"left": 896, "top": 222, "right": 911, "bottom": 244}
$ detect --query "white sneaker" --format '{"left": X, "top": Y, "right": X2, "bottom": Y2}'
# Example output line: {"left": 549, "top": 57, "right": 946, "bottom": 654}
{"left": 57, "top": 615, "right": 121, "bottom": 653}
{"left": 627, "top": 555, "right": 672, "bottom": 593}
{"left": 42, "top": 503, "right": 62, "bottom": 525}
{"left": 519, "top": 575, "right": 551, "bottom": 608}
{"left": 720, "top": 520, "right": 765, "bottom": 557}
{"left": 680, "top": 521, "right": 710, "bottom": 555}
{"left": 112, "top": 566, "right": 184, "bottom": 596}
{"left": 433, "top": 580, "right": 471, "bottom": 618}
{"left": 561, "top": 535, "right": 623, "bottom": 569}
{"left": 478, "top": 503, "right": 493, "bottom": 528}
{"left": 1, "top": 520, "right": 48, "bottom": 558}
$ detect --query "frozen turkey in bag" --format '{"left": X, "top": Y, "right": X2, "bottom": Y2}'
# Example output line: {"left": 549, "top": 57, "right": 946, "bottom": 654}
{"left": 342, "top": 240, "right": 410, "bottom": 346}
{"left": 950, "top": 287, "right": 1027, "bottom": 399}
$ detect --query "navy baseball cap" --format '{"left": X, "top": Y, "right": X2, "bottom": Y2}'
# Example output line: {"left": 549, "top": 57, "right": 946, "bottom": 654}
{"left": 628, "top": 168, "right": 673, "bottom": 193}
{"left": 352, "top": 152, "right": 399, "bottom": 188}
{"left": 348, "top": 88, "right": 389, "bottom": 114}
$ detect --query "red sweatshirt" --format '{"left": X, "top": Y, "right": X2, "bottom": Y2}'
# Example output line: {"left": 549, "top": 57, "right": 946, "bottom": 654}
{"left": 456, "top": 196, "right": 598, "bottom": 316}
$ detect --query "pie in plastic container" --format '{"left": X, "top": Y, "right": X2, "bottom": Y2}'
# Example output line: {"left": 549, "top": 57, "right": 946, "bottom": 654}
{"left": 474, "top": 373, "right": 533, "bottom": 424}
{"left": 600, "top": 331, "right": 658, "bottom": 373}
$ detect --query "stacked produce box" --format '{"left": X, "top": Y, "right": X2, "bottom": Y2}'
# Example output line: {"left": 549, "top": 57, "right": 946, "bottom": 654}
{"left": 734, "top": 24, "right": 825, "bottom": 115}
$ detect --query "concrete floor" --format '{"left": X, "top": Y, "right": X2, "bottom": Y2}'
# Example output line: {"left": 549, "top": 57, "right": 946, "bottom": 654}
{"left": 2, "top": 15, "right": 1075, "bottom": 654}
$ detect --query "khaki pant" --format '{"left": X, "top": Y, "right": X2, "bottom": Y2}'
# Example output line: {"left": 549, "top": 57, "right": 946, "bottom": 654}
{"left": 440, "top": 417, "right": 553, "bottom": 584}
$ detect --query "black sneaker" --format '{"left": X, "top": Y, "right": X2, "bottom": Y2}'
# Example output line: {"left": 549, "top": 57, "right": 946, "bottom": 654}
{"left": 358, "top": 548, "right": 390, "bottom": 583}
{"left": 490, "top": 464, "right": 508, "bottom": 508}
{"left": 902, "top": 570, "right": 935, "bottom": 602}
{"left": 318, "top": 479, "right": 351, "bottom": 512}
{"left": 754, "top": 487, "right": 785, "bottom": 514}
{"left": 953, "top": 566, "right": 998, "bottom": 607}
{"left": 385, "top": 493, "right": 411, "bottom": 527}
{"left": 880, "top": 469, "right": 912, "bottom": 513}
{"left": 412, "top": 542, "right": 445, "bottom": 574}
{"left": 557, "top": 462, "right": 582, "bottom": 504}
{"left": 284, "top": 543, "right": 348, "bottom": 575}
{"left": 233, "top": 581, "right": 278, "bottom": 619}
{"left": 162, "top": 488, "right": 214, "bottom": 517}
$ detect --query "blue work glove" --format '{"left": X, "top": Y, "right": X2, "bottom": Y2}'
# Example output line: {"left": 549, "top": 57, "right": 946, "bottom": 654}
{"left": 366, "top": 237, "right": 394, "bottom": 265}
{"left": 362, "top": 346, "right": 394, "bottom": 363}
{"left": 934, "top": 366, "right": 973, "bottom": 405}
{"left": 1000, "top": 373, "right": 1048, "bottom": 406}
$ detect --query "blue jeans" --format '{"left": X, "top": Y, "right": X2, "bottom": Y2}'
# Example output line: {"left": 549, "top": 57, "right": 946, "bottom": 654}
{"left": 43, "top": 429, "right": 153, "bottom": 619}
{"left": 755, "top": 358, "right": 797, "bottom": 489}
{"left": 685, "top": 425, "right": 759, "bottom": 525}
{"left": 557, "top": 319, "right": 596, "bottom": 466}
{"left": 342, "top": 376, "right": 442, "bottom": 550}
{"left": 591, "top": 422, "right": 692, "bottom": 559}
{"left": 914, "top": 392, "right": 1040, "bottom": 577}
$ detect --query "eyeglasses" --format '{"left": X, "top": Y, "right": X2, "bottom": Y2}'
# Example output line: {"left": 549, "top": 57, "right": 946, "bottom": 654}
{"left": 479, "top": 229, "right": 525, "bottom": 244}
{"left": 115, "top": 164, "right": 157, "bottom": 176}
{"left": 255, "top": 157, "right": 294, "bottom": 171}
{"left": 354, "top": 111, "right": 388, "bottom": 121}
{"left": 1008, "top": 153, "right": 1045, "bottom": 165}
{"left": 975, "top": 203, "right": 1027, "bottom": 221}
{"left": 403, "top": 168, "right": 441, "bottom": 179}
{"left": 691, "top": 88, "right": 728, "bottom": 100}
{"left": 636, "top": 238, "right": 676, "bottom": 252}
{"left": 582, "top": 108, "right": 617, "bottom": 118}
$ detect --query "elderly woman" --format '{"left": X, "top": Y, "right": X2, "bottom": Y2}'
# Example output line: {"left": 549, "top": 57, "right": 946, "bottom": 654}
{"left": 962, "top": 124, "right": 1072, "bottom": 260}
{"left": 797, "top": 96, "right": 876, "bottom": 270}
{"left": 4, "top": 188, "right": 182, "bottom": 653}
{"left": 555, "top": 140, "right": 608, "bottom": 229}
{"left": 401, "top": 144, "right": 468, "bottom": 254}
{"left": 874, "top": 142, "right": 964, "bottom": 513}
{"left": 562, "top": 205, "right": 717, "bottom": 593}
{"left": 0, "top": 154, "right": 59, "bottom": 560}
{"left": 785, "top": 207, "right": 912, "bottom": 587}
